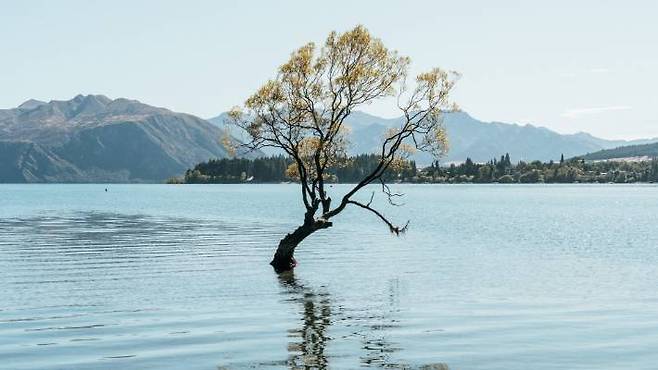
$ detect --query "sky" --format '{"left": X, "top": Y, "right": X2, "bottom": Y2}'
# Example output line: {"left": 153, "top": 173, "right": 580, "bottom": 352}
{"left": 1, "top": 0, "right": 656, "bottom": 140}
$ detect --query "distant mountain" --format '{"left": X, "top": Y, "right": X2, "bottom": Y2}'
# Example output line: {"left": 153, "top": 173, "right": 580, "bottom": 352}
{"left": 17, "top": 99, "right": 47, "bottom": 110}
{"left": 208, "top": 110, "right": 657, "bottom": 165}
{"left": 581, "top": 142, "right": 658, "bottom": 161}
{"left": 0, "top": 95, "right": 258, "bottom": 183}
{"left": 208, "top": 113, "right": 281, "bottom": 157}
{"left": 565, "top": 131, "right": 658, "bottom": 151}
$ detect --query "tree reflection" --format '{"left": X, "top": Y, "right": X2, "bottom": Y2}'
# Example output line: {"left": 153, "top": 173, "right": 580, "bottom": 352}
{"left": 277, "top": 273, "right": 450, "bottom": 370}
{"left": 356, "top": 278, "right": 404, "bottom": 367}
{"left": 278, "top": 271, "right": 332, "bottom": 369}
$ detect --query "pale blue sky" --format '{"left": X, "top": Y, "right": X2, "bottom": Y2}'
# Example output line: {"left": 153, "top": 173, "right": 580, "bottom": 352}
{"left": 1, "top": 0, "right": 656, "bottom": 139}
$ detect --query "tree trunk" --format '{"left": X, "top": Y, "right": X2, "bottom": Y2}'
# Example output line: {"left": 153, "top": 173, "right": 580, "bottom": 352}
{"left": 270, "top": 219, "right": 332, "bottom": 273}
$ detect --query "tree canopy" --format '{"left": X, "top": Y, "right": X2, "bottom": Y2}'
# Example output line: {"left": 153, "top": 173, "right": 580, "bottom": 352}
{"left": 229, "top": 25, "right": 459, "bottom": 237}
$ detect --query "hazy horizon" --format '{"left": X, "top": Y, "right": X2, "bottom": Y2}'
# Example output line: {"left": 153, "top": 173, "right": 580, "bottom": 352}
{"left": 1, "top": 0, "right": 656, "bottom": 140}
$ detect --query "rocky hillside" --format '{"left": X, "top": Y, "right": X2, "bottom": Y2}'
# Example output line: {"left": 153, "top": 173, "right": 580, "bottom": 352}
{"left": 0, "top": 95, "right": 257, "bottom": 182}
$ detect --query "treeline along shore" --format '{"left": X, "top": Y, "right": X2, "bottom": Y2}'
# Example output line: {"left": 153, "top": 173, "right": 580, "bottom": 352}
{"left": 172, "top": 154, "right": 658, "bottom": 184}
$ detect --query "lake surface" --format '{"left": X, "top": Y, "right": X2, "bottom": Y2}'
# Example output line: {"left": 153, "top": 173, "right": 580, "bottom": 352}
{"left": 1, "top": 184, "right": 658, "bottom": 369}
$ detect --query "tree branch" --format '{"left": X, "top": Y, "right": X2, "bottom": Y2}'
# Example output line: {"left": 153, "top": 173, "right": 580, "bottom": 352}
{"left": 346, "top": 200, "right": 409, "bottom": 235}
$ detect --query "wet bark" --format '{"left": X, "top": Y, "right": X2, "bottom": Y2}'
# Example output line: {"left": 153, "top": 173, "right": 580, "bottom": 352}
{"left": 270, "top": 219, "right": 332, "bottom": 273}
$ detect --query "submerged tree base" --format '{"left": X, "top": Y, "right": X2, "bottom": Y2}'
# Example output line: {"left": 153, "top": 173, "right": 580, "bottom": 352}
{"left": 270, "top": 219, "right": 332, "bottom": 273}
{"left": 230, "top": 26, "right": 456, "bottom": 274}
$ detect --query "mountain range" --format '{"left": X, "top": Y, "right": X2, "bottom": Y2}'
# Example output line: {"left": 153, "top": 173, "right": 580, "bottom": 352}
{"left": 1, "top": 94, "right": 654, "bottom": 183}
{"left": 209, "top": 111, "right": 657, "bottom": 165}
{"left": 0, "top": 95, "right": 254, "bottom": 183}
{"left": 581, "top": 142, "right": 658, "bottom": 161}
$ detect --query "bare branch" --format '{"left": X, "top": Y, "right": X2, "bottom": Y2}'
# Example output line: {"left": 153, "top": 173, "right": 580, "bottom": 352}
{"left": 379, "top": 178, "right": 404, "bottom": 206}
{"left": 346, "top": 200, "right": 409, "bottom": 235}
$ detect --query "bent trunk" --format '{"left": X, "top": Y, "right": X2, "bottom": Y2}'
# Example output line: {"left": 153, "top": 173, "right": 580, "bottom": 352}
{"left": 270, "top": 219, "right": 332, "bottom": 273}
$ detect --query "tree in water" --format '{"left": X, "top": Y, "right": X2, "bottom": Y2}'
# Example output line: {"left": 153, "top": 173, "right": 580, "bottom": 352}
{"left": 229, "top": 25, "right": 459, "bottom": 272}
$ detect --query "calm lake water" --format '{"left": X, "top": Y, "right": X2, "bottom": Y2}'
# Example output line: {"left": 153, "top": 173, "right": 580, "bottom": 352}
{"left": 1, "top": 184, "right": 658, "bottom": 369}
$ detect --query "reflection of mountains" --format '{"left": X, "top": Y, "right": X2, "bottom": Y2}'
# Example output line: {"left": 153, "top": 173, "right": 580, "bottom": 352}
{"left": 277, "top": 272, "right": 450, "bottom": 369}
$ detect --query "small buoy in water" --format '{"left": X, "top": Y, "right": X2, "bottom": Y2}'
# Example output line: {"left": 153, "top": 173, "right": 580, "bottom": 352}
{"left": 105, "top": 188, "right": 108, "bottom": 192}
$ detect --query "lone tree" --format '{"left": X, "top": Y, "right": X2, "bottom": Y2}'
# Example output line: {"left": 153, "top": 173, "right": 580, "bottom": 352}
{"left": 229, "top": 26, "right": 458, "bottom": 272}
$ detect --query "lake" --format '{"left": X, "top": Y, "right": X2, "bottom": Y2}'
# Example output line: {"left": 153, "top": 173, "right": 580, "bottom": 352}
{"left": 1, "top": 184, "right": 658, "bottom": 369}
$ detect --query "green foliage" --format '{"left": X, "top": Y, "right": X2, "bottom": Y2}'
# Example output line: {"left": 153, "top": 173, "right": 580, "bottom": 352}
{"left": 180, "top": 153, "right": 658, "bottom": 185}
{"left": 519, "top": 170, "right": 543, "bottom": 183}
{"left": 184, "top": 156, "right": 290, "bottom": 183}
{"left": 165, "top": 176, "right": 185, "bottom": 184}
{"left": 422, "top": 154, "right": 658, "bottom": 184}
{"left": 183, "top": 154, "right": 417, "bottom": 184}
{"left": 498, "top": 175, "right": 515, "bottom": 184}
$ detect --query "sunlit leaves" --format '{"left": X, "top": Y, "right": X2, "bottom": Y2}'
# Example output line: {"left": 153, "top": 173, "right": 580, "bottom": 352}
{"left": 228, "top": 25, "right": 458, "bottom": 223}
{"left": 245, "top": 80, "right": 285, "bottom": 109}
{"left": 220, "top": 129, "right": 236, "bottom": 157}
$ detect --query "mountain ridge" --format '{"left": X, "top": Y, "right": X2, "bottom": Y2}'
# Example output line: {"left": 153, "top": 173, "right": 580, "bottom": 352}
{"left": 0, "top": 95, "right": 257, "bottom": 183}
{"left": 581, "top": 142, "right": 658, "bottom": 161}
{"left": 208, "top": 110, "right": 657, "bottom": 164}
{"left": 3, "top": 94, "right": 654, "bottom": 183}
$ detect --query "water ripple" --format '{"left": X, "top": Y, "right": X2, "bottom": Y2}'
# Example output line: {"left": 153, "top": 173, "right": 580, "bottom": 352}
{"left": 2, "top": 185, "right": 658, "bottom": 369}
